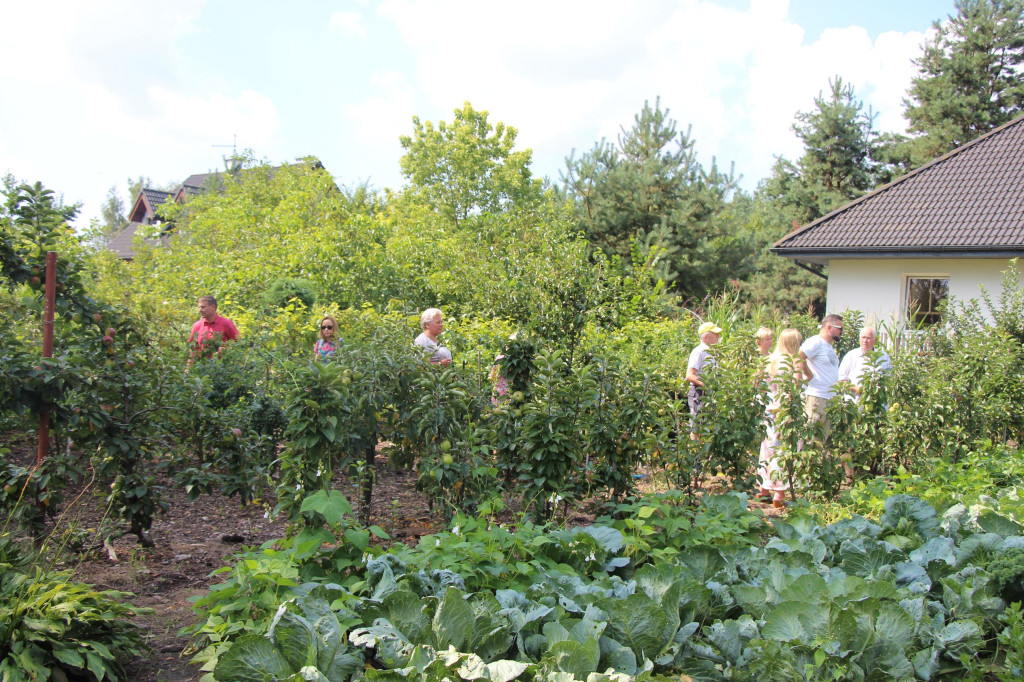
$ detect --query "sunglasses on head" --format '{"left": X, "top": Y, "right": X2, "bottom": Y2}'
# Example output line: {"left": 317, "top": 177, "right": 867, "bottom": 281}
{"left": 321, "top": 325, "right": 333, "bottom": 330}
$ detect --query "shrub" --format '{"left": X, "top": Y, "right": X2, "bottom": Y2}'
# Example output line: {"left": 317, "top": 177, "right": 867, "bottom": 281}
{"left": 0, "top": 535, "right": 150, "bottom": 681}
{"left": 261, "top": 277, "right": 316, "bottom": 310}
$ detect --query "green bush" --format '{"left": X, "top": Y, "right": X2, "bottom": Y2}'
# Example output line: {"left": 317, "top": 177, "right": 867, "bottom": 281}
{"left": 0, "top": 536, "right": 150, "bottom": 681}
{"left": 261, "top": 277, "right": 317, "bottom": 309}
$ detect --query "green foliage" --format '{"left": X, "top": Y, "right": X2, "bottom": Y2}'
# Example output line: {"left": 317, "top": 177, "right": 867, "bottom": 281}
{"left": 516, "top": 350, "right": 596, "bottom": 518}
{"left": 213, "top": 585, "right": 363, "bottom": 682}
{"left": 792, "top": 77, "right": 882, "bottom": 203}
{"left": 261, "top": 277, "right": 317, "bottom": 310}
{"left": 411, "top": 367, "right": 498, "bottom": 518}
{"left": 496, "top": 336, "right": 535, "bottom": 396}
{"left": 399, "top": 102, "right": 542, "bottom": 227}
{"left": 276, "top": 332, "right": 427, "bottom": 524}
{"left": 988, "top": 601, "right": 1024, "bottom": 680}
{"left": 739, "top": 191, "right": 827, "bottom": 316}
{"left": 987, "top": 549, "right": 1024, "bottom": 604}
{"left": 583, "top": 356, "right": 657, "bottom": 502}
{"left": 0, "top": 178, "right": 104, "bottom": 323}
{"left": 0, "top": 535, "right": 150, "bottom": 681}
{"left": 0, "top": 447, "right": 81, "bottom": 533}
{"left": 768, "top": 355, "right": 818, "bottom": 495}
{"left": 690, "top": 336, "right": 764, "bottom": 491}
{"left": 903, "top": 0, "right": 1024, "bottom": 165}
{"left": 276, "top": 361, "right": 357, "bottom": 523}
{"left": 743, "top": 78, "right": 889, "bottom": 315}
{"left": 828, "top": 351, "right": 895, "bottom": 476}
{"left": 0, "top": 295, "right": 190, "bottom": 543}
{"left": 981, "top": 259, "right": 1024, "bottom": 346}
{"left": 199, "top": 491, "right": 1024, "bottom": 681}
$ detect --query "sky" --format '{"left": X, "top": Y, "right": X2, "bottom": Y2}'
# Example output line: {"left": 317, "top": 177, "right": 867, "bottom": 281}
{"left": 0, "top": 0, "right": 957, "bottom": 229}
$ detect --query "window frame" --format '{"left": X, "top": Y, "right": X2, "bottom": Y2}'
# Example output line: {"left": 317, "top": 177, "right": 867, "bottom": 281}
{"left": 903, "top": 274, "right": 950, "bottom": 327}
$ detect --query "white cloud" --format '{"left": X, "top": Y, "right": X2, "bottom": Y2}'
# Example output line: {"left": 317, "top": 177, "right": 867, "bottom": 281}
{"left": 329, "top": 11, "right": 368, "bottom": 38}
{"left": 343, "top": 71, "right": 415, "bottom": 143}
{"left": 0, "top": 1, "right": 286, "bottom": 224}
{"left": 0, "top": 0, "right": 204, "bottom": 88}
{"left": 374, "top": 0, "right": 928, "bottom": 189}
{"left": 147, "top": 88, "right": 279, "bottom": 147}
{"left": 0, "top": 0, "right": 940, "bottom": 227}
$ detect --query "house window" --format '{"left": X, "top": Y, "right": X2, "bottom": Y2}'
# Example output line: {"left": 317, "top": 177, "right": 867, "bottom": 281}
{"left": 905, "top": 276, "right": 949, "bottom": 326}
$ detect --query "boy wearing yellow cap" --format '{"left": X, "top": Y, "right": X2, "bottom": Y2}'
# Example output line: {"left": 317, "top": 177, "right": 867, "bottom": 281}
{"left": 685, "top": 321, "right": 722, "bottom": 434}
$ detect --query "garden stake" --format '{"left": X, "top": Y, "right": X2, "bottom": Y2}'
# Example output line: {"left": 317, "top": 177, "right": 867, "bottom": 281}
{"left": 37, "top": 250, "right": 57, "bottom": 467}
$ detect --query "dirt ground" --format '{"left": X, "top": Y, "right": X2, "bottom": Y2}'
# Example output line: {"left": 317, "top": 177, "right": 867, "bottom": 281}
{"left": 4, "top": 437, "right": 786, "bottom": 682}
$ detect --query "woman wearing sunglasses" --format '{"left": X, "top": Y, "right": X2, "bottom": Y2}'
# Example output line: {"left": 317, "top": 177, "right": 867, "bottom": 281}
{"left": 314, "top": 315, "right": 338, "bottom": 360}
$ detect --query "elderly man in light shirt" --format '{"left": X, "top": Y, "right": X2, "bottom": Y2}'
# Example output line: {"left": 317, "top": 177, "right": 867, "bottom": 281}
{"left": 838, "top": 326, "right": 892, "bottom": 398}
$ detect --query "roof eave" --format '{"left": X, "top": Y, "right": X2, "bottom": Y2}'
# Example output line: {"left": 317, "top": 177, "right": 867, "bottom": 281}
{"left": 771, "top": 246, "right": 1024, "bottom": 262}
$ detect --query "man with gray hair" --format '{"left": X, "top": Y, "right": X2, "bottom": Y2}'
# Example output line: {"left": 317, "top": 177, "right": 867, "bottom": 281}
{"left": 415, "top": 308, "right": 452, "bottom": 367}
{"left": 838, "top": 326, "right": 892, "bottom": 397}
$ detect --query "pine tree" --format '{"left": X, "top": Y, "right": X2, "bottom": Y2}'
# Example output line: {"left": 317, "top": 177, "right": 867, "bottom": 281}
{"left": 563, "top": 99, "right": 754, "bottom": 299}
{"left": 743, "top": 77, "right": 884, "bottom": 314}
{"left": 903, "top": 0, "right": 1024, "bottom": 164}
{"left": 792, "top": 77, "right": 880, "bottom": 218}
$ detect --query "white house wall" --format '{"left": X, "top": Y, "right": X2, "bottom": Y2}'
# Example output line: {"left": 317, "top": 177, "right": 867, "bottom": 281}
{"left": 826, "top": 258, "right": 1022, "bottom": 325}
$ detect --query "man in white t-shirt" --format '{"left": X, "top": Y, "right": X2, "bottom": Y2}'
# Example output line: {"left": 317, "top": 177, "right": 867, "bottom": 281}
{"left": 798, "top": 314, "right": 843, "bottom": 443}
{"left": 685, "top": 321, "right": 722, "bottom": 436}
{"left": 838, "top": 326, "right": 891, "bottom": 399}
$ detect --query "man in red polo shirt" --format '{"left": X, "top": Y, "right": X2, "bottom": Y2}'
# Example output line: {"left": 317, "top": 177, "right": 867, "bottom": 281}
{"left": 188, "top": 295, "right": 239, "bottom": 365}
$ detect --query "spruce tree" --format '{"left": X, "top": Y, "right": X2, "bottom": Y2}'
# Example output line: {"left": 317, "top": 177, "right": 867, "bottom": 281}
{"left": 792, "top": 77, "right": 880, "bottom": 218}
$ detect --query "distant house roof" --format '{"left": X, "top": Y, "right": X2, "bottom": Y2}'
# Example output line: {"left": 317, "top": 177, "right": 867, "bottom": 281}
{"left": 772, "top": 114, "right": 1024, "bottom": 264}
{"left": 181, "top": 172, "right": 216, "bottom": 188}
{"left": 174, "top": 184, "right": 205, "bottom": 203}
{"left": 107, "top": 222, "right": 144, "bottom": 260}
{"left": 110, "top": 157, "right": 331, "bottom": 259}
{"left": 127, "top": 189, "right": 175, "bottom": 224}
{"left": 106, "top": 221, "right": 171, "bottom": 259}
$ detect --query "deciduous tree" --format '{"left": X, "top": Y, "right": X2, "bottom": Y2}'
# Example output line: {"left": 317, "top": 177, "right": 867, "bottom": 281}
{"left": 399, "top": 102, "right": 541, "bottom": 227}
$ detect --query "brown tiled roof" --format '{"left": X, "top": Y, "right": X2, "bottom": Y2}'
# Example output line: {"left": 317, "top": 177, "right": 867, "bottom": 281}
{"left": 142, "top": 188, "right": 174, "bottom": 208}
{"left": 772, "top": 114, "right": 1024, "bottom": 260}
{"left": 181, "top": 173, "right": 217, "bottom": 189}
{"left": 107, "top": 221, "right": 173, "bottom": 260}
{"left": 127, "top": 189, "right": 174, "bottom": 223}
{"left": 107, "top": 222, "right": 143, "bottom": 260}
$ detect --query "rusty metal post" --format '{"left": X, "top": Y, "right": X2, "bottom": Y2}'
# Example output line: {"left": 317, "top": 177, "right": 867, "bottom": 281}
{"left": 36, "top": 251, "right": 57, "bottom": 466}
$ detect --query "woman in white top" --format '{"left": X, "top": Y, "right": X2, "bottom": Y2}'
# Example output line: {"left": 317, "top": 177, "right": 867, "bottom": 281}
{"left": 758, "top": 328, "right": 811, "bottom": 507}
